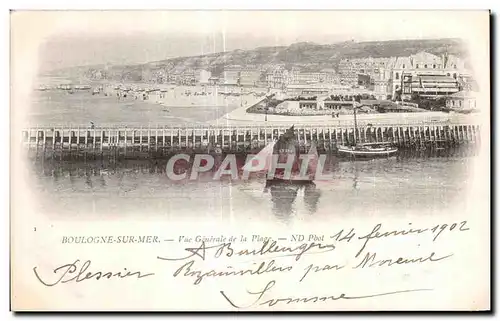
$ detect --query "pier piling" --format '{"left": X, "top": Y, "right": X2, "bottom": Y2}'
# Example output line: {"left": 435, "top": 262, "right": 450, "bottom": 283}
{"left": 22, "top": 120, "right": 482, "bottom": 157}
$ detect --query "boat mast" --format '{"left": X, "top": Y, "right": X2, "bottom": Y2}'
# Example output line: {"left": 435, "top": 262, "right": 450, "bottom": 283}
{"left": 352, "top": 97, "right": 358, "bottom": 145}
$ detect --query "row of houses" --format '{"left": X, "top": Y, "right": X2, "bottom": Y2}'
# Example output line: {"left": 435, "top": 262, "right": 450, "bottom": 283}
{"left": 144, "top": 64, "right": 342, "bottom": 88}
{"left": 137, "top": 51, "right": 475, "bottom": 103}
{"left": 151, "top": 66, "right": 265, "bottom": 87}
{"left": 338, "top": 51, "right": 475, "bottom": 99}
{"left": 275, "top": 90, "right": 478, "bottom": 113}
{"left": 155, "top": 66, "right": 340, "bottom": 88}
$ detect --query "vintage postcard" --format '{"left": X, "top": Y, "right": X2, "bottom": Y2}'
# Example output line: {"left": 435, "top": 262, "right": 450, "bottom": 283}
{"left": 10, "top": 10, "right": 490, "bottom": 311}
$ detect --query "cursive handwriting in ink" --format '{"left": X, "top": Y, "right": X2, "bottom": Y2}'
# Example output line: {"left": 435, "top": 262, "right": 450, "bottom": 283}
{"left": 299, "top": 263, "right": 345, "bottom": 282}
{"left": 157, "top": 241, "right": 211, "bottom": 261}
{"left": 431, "top": 221, "right": 470, "bottom": 241}
{"left": 173, "top": 259, "right": 292, "bottom": 285}
{"left": 355, "top": 221, "right": 470, "bottom": 257}
{"left": 220, "top": 280, "right": 278, "bottom": 309}
{"left": 353, "top": 251, "right": 454, "bottom": 269}
{"left": 235, "top": 239, "right": 336, "bottom": 261}
{"left": 33, "top": 259, "right": 154, "bottom": 286}
{"left": 158, "top": 240, "right": 336, "bottom": 262}
{"left": 355, "top": 223, "right": 430, "bottom": 258}
{"left": 220, "top": 280, "right": 433, "bottom": 308}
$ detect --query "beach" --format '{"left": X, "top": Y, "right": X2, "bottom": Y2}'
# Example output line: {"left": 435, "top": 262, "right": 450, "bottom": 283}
{"left": 27, "top": 83, "right": 266, "bottom": 127}
{"left": 28, "top": 77, "right": 480, "bottom": 129}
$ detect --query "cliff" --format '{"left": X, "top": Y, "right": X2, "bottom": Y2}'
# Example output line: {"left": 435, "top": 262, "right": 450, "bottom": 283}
{"left": 50, "top": 38, "right": 468, "bottom": 82}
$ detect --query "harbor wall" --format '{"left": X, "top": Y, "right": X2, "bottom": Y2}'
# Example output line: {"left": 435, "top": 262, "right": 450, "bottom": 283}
{"left": 21, "top": 122, "right": 481, "bottom": 158}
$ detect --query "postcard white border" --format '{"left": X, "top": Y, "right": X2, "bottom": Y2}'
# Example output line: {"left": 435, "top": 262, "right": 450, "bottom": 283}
{"left": 4, "top": 1, "right": 497, "bottom": 320}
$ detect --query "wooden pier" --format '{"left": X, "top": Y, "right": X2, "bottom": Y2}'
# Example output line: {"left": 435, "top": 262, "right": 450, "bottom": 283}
{"left": 21, "top": 121, "right": 481, "bottom": 157}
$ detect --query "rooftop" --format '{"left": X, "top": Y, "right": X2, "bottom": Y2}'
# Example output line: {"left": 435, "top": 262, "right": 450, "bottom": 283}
{"left": 286, "top": 84, "right": 331, "bottom": 89}
{"left": 448, "top": 91, "right": 479, "bottom": 99}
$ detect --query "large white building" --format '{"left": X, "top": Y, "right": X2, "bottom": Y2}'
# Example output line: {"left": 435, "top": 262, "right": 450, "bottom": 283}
{"left": 288, "top": 71, "right": 327, "bottom": 84}
{"left": 222, "top": 68, "right": 240, "bottom": 86}
{"left": 239, "top": 68, "right": 262, "bottom": 87}
{"left": 338, "top": 57, "right": 397, "bottom": 86}
{"left": 336, "top": 51, "right": 469, "bottom": 99}
{"left": 266, "top": 66, "right": 288, "bottom": 89}
{"left": 196, "top": 69, "right": 212, "bottom": 85}
{"left": 285, "top": 84, "right": 331, "bottom": 97}
{"left": 391, "top": 51, "right": 465, "bottom": 97}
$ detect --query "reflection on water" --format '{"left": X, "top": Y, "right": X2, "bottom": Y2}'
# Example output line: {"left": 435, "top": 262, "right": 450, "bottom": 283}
{"left": 264, "top": 182, "right": 322, "bottom": 221}
{"left": 28, "top": 147, "right": 478, "bottom": 224}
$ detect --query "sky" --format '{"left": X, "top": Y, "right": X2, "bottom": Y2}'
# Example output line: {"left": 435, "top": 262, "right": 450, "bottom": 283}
{"left": 11, "top": 10, "right": 489, "bottom": 71}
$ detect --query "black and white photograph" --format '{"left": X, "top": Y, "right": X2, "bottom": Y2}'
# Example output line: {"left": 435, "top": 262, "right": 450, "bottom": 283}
{"left": 10, "top": 10, "right": 490, "bottom": 311}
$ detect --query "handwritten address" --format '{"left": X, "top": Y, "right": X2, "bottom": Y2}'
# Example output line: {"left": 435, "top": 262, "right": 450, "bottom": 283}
{"left": 33, "top": 220, "right": 470, "bottom": 309}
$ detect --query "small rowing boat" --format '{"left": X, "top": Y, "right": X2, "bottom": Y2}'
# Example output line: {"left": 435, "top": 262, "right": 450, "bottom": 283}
{"left": 338, "top": 142, "right": 398, "bottom": 158}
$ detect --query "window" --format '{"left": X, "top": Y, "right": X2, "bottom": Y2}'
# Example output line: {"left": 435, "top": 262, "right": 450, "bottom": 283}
{"left": 447, "top": 73, "right": 450, "bottom": 77}
{"left": 402, "top": 64, "right": 405, "bottom": 69}
{"left": 395, "top": 72, "right": 399, "bottom": 80}
{"left": 453, "top": 73, "right": 457, "bottom": 79}
{"left": 433, "top": 64, "right": 436, "bottom": 68}
{"left": 424, "top": 64, "right": 428, "bottom": 68}
{"left": 416, "top": 64, "right": 419, "bottom": 68}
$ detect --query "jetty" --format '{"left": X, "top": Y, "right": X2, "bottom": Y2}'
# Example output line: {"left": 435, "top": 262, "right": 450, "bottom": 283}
{"left": 21, "top": 119, "right": 481, "bottom": 157}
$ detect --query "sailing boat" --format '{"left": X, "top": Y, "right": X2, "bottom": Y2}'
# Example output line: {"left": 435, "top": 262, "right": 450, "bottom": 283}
{"left": 244, "top": 125, "right": 318, "bottom": 185}
{"left": 337, "top": 99, "right": 398, "bottom": 158}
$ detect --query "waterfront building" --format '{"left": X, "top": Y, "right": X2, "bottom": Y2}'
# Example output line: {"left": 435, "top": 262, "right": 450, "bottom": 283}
{"left": 410, "top": 51, "right": 444, "bottom": 70}
{"left": 298, "top": 101, "right": 318, "bottom": 109}
{"left": 180, "top": 70, "right": 196, "bottom": 86}
{"left": 357, "top": 73, "right": 371, "bottom": 88}
{"left": 323, "top": 100, "right": 356, "bottom": 110}
{"left": 397, "top": 73, "right": 460, "bottom": 99}
{"left": 445, "top": 91, "right": 478, "bottom": 111}
{"left": 285, "top": 84, "right": 330, "bottom": 97}
{"left": 288, "top": 71, "right": 327, "bottom": 84}
{"left": 222, "top": 67, "right": 240, "bottom": 86}
{"left": 196, "top": 69, "right": 212, "bottom": 85}
{"left": 208, "top": 76, "right": 220, "bottom": 86}
{"left": 442, "top": 54, "right": 466, "bottom": 79}
{"left": 338, "top": 52, "right": 468, "bottom": 99}
{"left": 239, "top": 68, "right": 262, "bottom": 87}
{"left": 320, "top": 68, "right": 340, "bottom": 84}
{"left": 151, "top": 69, "right": 167, "bottom": 84}
{"left": 390, "top": 51, "right": 467, "bottom": 97}
{"left": 166, "top": 71, "right": 183, "bottom": 84}
{"left": 266, "top": 66, "right": 288, "bottom": 89}
{"left": 338, "top": 57, "right": 396, "bottom": 86}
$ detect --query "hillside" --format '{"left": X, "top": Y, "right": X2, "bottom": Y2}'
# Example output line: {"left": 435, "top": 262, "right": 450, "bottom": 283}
{"left": 51, "top": 38, "right": 468, "bottom": 82}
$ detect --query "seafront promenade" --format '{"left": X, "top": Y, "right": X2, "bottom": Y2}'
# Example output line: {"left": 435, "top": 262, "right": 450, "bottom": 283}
{"left": 210, "top": 102, "right": 482, "bottom": 127}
